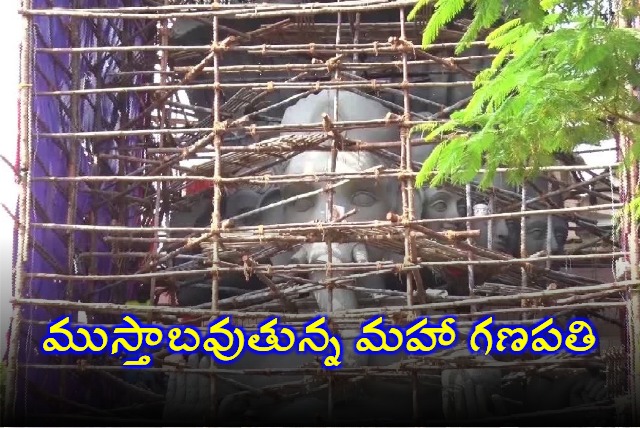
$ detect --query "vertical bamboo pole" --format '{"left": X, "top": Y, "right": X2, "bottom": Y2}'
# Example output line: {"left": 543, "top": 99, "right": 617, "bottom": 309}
{"left": 65, "top": 3, "right": 80, "bottom": 304}
{"left": 487, "top": 192, "right": 494, "bottom": 251}
{"left": 520, "top": 185, "right": 529, "bottom": 320}
{"left": 325, "top": 3, "right": 342, "bottom": 421}
{"left": 628, "top": 145, "right": 640, "bottom": 425}
{"left": 398, "top": 10, "right": 414, "bottom": 309}
{"left": 60, "top": 1, "right": 81, "bottom": 405}
{"left": 4, "top": 0, "right": 34, "bottom": 420}
{"left": 466, "top": 183, "right": 476, "bottom": 314}
{"left": 209, "top": 2, "right": 222, "bottom": 421}
{"left": 621, "top": 130, "right": 640, "bottom": 423}
{"left": 546, "top": 180, "right": 553, "bottom": 270}
{"left": 150, "top": 0, "right": 170, "bottom": 307}
{"left": 399, "top": 6, "right": 420, "bottom": 422}
{"left": 88, "top": 210, "right": 98, "bottom": 304}
{"left": 351, "top": 11, "right": 361, "bottom": 64}
{"left": 617, "top": 2, "right": 640, "bottom": 422}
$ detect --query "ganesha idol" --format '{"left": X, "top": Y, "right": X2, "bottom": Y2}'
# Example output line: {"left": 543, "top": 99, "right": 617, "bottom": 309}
{"left": 252, "top": 89, "right": 413, "bottom": 367}
{"left": 161, "top": 90, "right": 513, "bottom": 423}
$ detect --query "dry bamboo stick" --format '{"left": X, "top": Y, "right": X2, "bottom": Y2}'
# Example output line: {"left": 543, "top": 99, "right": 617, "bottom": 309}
{"left": 30, "top": 202, "right": 624, "bottom": 234}
{"left": 4, "top": 0, "right": 34, "bottom": 417}
{"left": 12, "top": 280, "right": 634, "bottom": 322}
{"left": 19, "top": 1, "right": 438, "bottom": 20}
{"left": 37, "top": 79, "right": 475, "bottom": 97}
{"left": 148, "top": 139, "right": 424, "bottom": 153}
{"left": 207, "top": 14, "right": 223, "bottom": 419}
{"left": 37, "top": 39, "right": 460, "bottom": 53}
{"left": 17, "top": 355, "right": 606, "bottom": 377}
{"left": 0, "top": 202, "right": 17, "bottom": 223}
{"left": 341, "top": 71, "right": 446, "bottom": 110}
{"left": 171, "top": 56, "right": 499, "bottom": 75}
{"left": 502, "top": 171, "right": 613, "bottom": 211}
{"left": 29, "top": 171, "right": 624, "bottom": 191}
{"left": 26, "top": 0, "right": 415, "bottom": 14}
{"left": 148, "top": 3, "right": 172, "bottom": 311}
{"left": 0, "top": 154, "right": 19, "bottom": 177}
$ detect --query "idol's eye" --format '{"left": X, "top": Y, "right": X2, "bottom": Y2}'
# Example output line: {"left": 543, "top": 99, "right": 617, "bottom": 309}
{"left": 528, "top": 228, "right": 545, "bottom": 240}
{"left": 291, "top": 197, "right": 314, "bottom": 212}
{"left": 431, "top": 200, "right": 447, "bottom": 212}
{"left": 352, "top": 191, "right": 377, "bottom": 207}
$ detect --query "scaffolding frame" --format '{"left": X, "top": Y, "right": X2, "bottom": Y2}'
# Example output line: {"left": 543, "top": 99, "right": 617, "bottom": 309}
{"left": 2, "top": 0, "right": 637, "bottom": 424}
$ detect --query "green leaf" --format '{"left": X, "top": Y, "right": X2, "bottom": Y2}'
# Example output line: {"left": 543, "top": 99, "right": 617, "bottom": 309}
{"left": 411, "top": 0, "right": 640, "bottom": 219}
{"left": 421, "top": 0, "right": 468, "bottom": 46}
{"left": 486, "top": 18, "right": 522, "bottom": 43}
{"left": 407, "top": 0, "right": 433, "bottom": 22}
{"left": 456, "top": 0, "right": 504, "bottom": 53}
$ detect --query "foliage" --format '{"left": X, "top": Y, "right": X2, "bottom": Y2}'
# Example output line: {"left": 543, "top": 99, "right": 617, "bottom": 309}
{"left": 409, "top": 0, "right": 640, "bottom": 197}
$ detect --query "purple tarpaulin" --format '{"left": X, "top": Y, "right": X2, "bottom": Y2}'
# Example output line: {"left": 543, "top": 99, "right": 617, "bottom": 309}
{"left": 9, "top": 0, "right": 154, "bottom": 421}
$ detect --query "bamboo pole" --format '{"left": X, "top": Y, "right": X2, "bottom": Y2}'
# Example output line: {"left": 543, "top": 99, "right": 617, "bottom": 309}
{"left": 29, "top": 202, "right": 625, "bottom": 234}
{"left": 4, "top": 0, "right": 33, "bottom": 419}
{"left": 19, "top": 1, "right": 439, "bottom": 20}
{"left": 24, "top": 0, "right": 417, "bottom": 13}
{"left": 621, "top": 132, "right": 640, "bottom": 423}
{"left": 59, "top": 2, "right": 82, "bottom": 404}
{"left": 34, "top": 40, "right": 487, "bottom": 54}
{"left": 29, "top": 171, "right": 624, "bottom": 186}
{"left": 17, "top": 354, "right": 607, "bottom": 376}
{"left": 36, "top": 79, "right": 475, "bottom": 97}
{"left": 10, "top": 282, "right": 632, "bottom": 320}
{"left": 170, "top": 56, "right": 500, "bottom": 75}
{"left": 209, "top": 9, "right": 223, "bottom": 420}
{"left": 326, "top": 9, "right": 342, "bottom": 420}
{"left": 148, "top": 5, "right": 171, "bottom": 312}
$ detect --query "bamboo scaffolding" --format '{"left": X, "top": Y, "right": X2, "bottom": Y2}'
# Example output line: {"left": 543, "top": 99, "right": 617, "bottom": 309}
{"left": 6, "top": 1, "right": 632, "bottom": 423}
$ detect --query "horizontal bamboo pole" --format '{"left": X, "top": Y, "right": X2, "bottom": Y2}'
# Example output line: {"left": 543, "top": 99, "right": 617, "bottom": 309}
{"left": 35, "top": 40, "right": 486, "bottom": 54}
{"left": 12, "top": 280, "right": 632, "bottom": 320}
{"left": 502, "top": 171, "right": 613, "bottom": 211}
{"left": 37, "top": 117, "right": 417, "bottom": 139}
{"left": 24, "top": 0, "right": 415, "bottom": 13}
{"left": 29, "top": 169, "right": 623, "bottom": 186}
{"left": 145, "top": 139, "right": 424, "bottom": 153}
{"left": 37, "top": 80, "right": 475, "bottom": 96}
{"left": 23, "top": 252, "right": 627, "bottom": 281}
{"left": 19, "top": 1, "right": 442, "bottom": 20}
{"left": 30, "top": 202, "right": 623, "bottom": 235}
{"left": 18, "top": 355, "right": 604, "bottom": 376}
{"left": 172, "top": 56, "right": 498, "bottom": 75}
